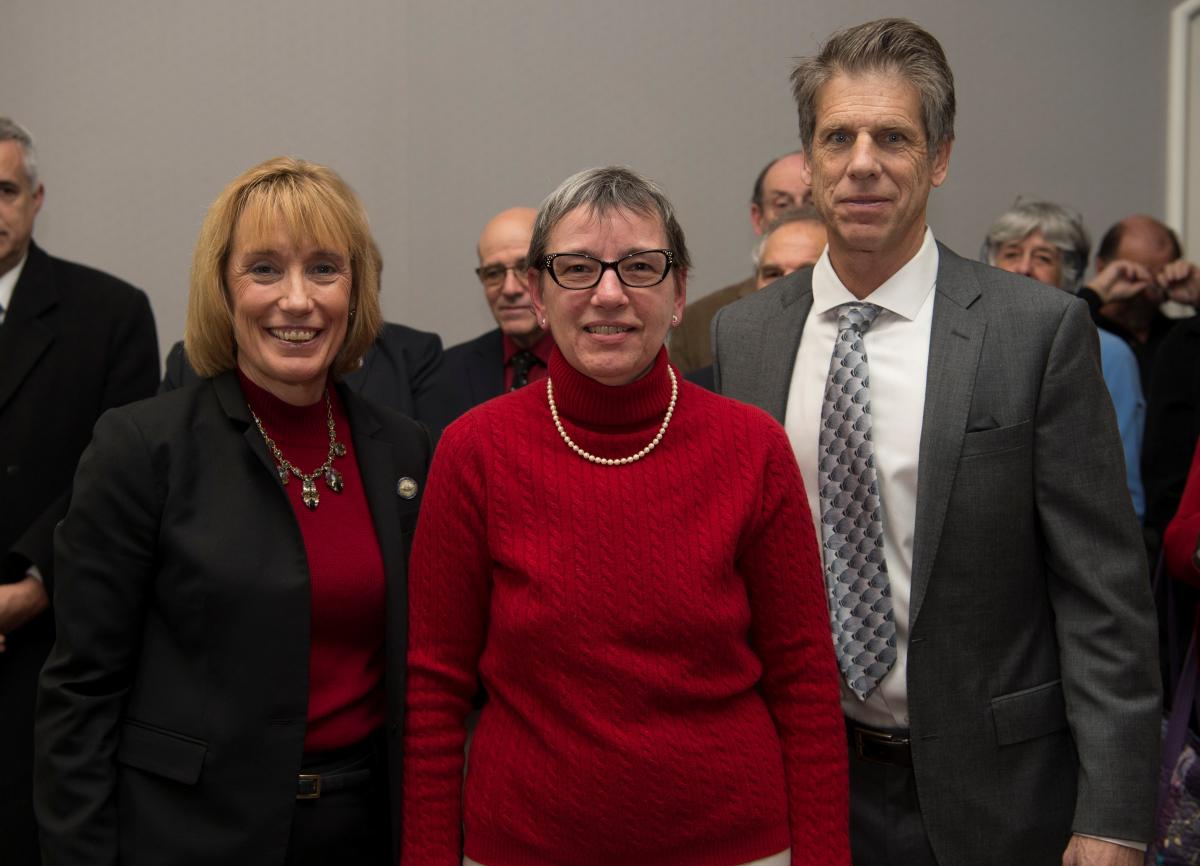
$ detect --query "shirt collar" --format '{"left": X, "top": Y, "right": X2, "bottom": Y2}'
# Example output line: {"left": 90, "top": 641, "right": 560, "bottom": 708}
{"left": 811, "top": 226, "right": 938, "bottom": 321}
{"left": 0, "top": 250, "right": 29, "bottom": 320}
{"left": 503, "top": 330, "right": 554, "bottom": 365}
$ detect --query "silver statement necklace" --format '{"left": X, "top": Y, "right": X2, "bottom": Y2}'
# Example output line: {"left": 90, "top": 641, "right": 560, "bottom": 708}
{"left": 546, "top": 366, "right": 678, "bottom": 466}
{"left": 249, "top": 389, "right": 347, "bottom": 510}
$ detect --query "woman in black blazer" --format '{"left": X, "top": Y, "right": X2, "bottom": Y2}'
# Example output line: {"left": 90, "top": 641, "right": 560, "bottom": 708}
{"left": 35, "top": 157, "right": 430, "bottom": 865}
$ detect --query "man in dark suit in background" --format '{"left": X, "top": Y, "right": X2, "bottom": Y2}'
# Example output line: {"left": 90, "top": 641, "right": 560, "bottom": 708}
{"left": 713, "top": 21, "right": 1158, "bottom": 866}
{"left": 0, "top": 116, "right": 159, "bottom": 864}
{"left": 436, "top": 206, "right": 550, "bottom": 425}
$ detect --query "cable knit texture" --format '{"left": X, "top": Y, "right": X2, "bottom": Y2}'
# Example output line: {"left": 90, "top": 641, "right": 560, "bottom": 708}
{"left": 402, "top": 347, "right": 848, "bottom": 866}
{"left": 239, "top": 372, "right": 386, "bottom": 753}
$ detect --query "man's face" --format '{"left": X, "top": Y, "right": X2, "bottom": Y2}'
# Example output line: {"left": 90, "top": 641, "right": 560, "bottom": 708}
{"left": 750, "top": 154, "right": 811, "bottom": 234}
{"left": 755, "top": 220, "right": 828, "bottom": 290}
{"left": 992, "top": 230, "right": 1065, "bottom": 289}
{"left": 0, "top": 140, "right": 43, "bottom": 277}
{"left": 802, "top": 72, "right": 950, "bottom": 267}
{"left": 477, "top": 208, "right": 539, "bottom": 345}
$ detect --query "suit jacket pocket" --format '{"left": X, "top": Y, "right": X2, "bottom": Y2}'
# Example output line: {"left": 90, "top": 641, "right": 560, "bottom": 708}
{"left": 117, "top": 719, "right": 208, "bottom": 784}
{"left": 960, "top": 419, "right": 1032, "bottom": 459}
{"left": 990, "top": 679, "right": 1067, "bottom": 746}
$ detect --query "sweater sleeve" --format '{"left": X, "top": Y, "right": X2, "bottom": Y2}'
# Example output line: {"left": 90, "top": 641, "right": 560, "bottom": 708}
{"left": 738, "top": 422, "right": 850, "bottom": 866}
{"left": 402, "top": 413, "right": 492, "bottom": 865}
{"left": 1164, "top": 439, "right": 1200, "bottom": 587}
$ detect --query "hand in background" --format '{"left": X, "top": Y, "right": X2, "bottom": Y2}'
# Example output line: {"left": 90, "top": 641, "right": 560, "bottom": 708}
{"left": 1086, "top": 260, "right": 1156, "bottom": 304}
{"left": 1158, "top": 259, "right": 1200, "bottom": 306}
{"left": 0, "top": 576, "right": 49, "bottom": 650}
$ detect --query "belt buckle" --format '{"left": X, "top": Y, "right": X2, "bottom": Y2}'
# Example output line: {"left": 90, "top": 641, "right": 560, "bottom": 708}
{"left": 297, "top": 773, "right": 322, "bottom": 800}
{"left": 853, "top": 726, "right": 909, "bottom": 764}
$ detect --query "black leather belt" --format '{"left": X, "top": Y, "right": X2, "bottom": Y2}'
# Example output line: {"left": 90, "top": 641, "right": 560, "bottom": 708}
{"left": 296, "top": 766, "right": 373, "bottom": 799}
{"left": 846, "top": 718, "right": 912, "bottom": 767}
{"left": 296, "top": 737, "right": 379, "bottom": 800}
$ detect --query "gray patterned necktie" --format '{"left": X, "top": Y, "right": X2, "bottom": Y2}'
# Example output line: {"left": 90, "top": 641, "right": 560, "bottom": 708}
{"left": 818, "top": 302, "right": 896, "bottom": 700}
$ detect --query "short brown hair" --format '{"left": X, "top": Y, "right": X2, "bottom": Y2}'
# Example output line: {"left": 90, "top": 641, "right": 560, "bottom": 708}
{"left": 185, "top": 156, "right": 382, "bottom": 378}
{"left": 791, "top": 18, "right": 955, "bottom": 159}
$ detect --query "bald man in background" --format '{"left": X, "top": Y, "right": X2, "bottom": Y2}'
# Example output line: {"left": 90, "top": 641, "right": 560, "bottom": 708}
{"left": 687, "top": 208, "right": 826, "bottom": 390}
{"left": 436, "top": 207, "right": 550, "bottom": 425}
{"left": 1081, "top": 214, "right": 1200, "bottom": 388}
{"left": 752, "top": 206, "right": 827, "bottom": 291}
{"left": 670, "top": 153, "right": 810, "bottom": 373}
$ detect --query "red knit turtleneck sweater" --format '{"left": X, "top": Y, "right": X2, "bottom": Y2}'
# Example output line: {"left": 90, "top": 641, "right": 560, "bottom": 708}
{"left": 239, "top": 372, "right": 386, "bottom": 753}
{"left": 402, "top": 348, "right": 849, "bottom": 866}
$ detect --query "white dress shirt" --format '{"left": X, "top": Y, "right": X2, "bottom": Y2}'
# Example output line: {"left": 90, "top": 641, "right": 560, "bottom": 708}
{"left": 0, "top": 251, "right": 27, "bottom": 324}
{"left": 785, "top": 227, "right": 938, "bottom": 729}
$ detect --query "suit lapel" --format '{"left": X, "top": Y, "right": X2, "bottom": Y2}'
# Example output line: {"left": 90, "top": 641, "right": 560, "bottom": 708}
{"left": 908, "top": 245, "right": 986, "bottom": 628}
{"left": 0, "top": 245, "right": 58, "bottom": 414}
{"left": 758, "top": 274, "right": 814, "bottom": 422}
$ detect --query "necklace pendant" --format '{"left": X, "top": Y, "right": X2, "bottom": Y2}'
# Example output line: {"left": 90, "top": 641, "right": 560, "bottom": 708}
{"left": 277, "top": 464, "right": 289, "bottom": 485}
{"left": 324, "top": 466, "right": 344, "bottom": 493}
{"left": 332, "top": 441, "right": 347, "bottom": 458}
{"left": 301, "top": 477, "right": 320, "bottom": 510}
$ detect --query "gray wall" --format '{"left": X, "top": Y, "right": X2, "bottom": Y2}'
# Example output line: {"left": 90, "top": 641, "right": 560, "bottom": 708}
{"left": 3, "top": 0, "right": 1176, "bottom": 361}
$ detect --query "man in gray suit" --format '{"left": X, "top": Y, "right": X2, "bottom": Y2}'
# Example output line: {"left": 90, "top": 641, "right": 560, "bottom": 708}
{"left": 713, "top": 19, "right": 1159, "bottom": 866}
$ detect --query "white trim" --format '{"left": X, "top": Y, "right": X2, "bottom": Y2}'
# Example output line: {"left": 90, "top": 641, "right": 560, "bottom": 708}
{"left": 1167, "top": 0, "right": 1200, "bottom": 235}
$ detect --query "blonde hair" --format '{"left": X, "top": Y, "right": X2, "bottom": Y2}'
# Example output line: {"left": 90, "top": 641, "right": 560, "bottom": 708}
{"left": 185, "top": 156, "right": 382, "bottom": 378}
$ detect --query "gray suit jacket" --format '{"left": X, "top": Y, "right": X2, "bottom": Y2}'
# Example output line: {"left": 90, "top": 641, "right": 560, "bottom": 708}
{"left": 712, "top": 242, "right": 1160, "bottom": 865}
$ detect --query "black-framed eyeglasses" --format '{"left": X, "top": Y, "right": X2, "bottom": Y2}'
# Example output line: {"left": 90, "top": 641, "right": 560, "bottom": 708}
{"left": 475, "top": 259, "right": 529, "bottom": 288}
{"left": 542, "top": 249, "right": 674, "bottom": 290}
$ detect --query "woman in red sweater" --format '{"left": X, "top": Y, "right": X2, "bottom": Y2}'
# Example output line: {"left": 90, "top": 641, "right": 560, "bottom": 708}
{"left": 37, "top": 158, "right": 430, "bottom": 864}
{"left": 403, "top": 167, "right": 848, "bottom": 866}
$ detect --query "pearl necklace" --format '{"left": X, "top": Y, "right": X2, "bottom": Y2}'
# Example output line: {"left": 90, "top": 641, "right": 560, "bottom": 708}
{"left": 546, "top": 366, "right": 678, "bottom": 466}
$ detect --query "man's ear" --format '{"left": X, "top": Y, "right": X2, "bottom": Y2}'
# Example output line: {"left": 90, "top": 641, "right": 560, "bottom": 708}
{"left": 930, "top": 139, "right": 952, "bottom": 188}
{"left": 749, "top": 203, "right": 765, "bottom": 236}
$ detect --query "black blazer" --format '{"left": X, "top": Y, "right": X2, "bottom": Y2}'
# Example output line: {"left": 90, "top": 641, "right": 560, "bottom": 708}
{"left": 35, "top": 373, "right": 431, "bottom": 865}
{"left": 161, "top": 321, "right": 451, "bottom": 427}
{"left": 435, "top": 328, "right": 505, "bottom": 427}
{"left": 0, "top": 241, "right": 158, "bottom": 865}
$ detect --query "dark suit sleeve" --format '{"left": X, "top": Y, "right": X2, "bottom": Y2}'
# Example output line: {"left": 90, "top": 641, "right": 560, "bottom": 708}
{"left": 8, "top": 289, "right": 158, "bottom": 594}
{"left": 1143, "top": 322, "right": 1200, "bottom": 536}
{"left": 35, "top": 408, "right": 160, "bottom": 866}
{"left": 1035, "top": 301, "right": 1160, "bottom": 840}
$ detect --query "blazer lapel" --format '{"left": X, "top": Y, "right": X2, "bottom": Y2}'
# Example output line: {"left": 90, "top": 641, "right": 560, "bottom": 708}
{"left": 909, "top": 245, "right": 986, "bottom": 628}
{"left": 0, "top": 245, "right": 57, "bottom": 414}
{"left": 758, "top": 274, "right": 814, "bottom": 422}
{"left": 211, "top": 372, "right": 282, "bottom": 483}
{"left": 342, "top": 390, "right": 406, "bottom": 585}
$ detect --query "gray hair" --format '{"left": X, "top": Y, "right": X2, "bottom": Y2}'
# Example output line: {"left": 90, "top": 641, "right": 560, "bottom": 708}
{"left": 752, "top": 204, "right": 824, "bottom": 268}
{"left": 528, "top": 166, "right": 692, "bottom": 273}
{"left": 983, "top": 200, "right": 1090, "bottom": 290}
{"left": 790, "top": 18, "right": 955, "bottom": 160}
{"left": 0, "top": 117, "right": 39, "bottom": 190}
